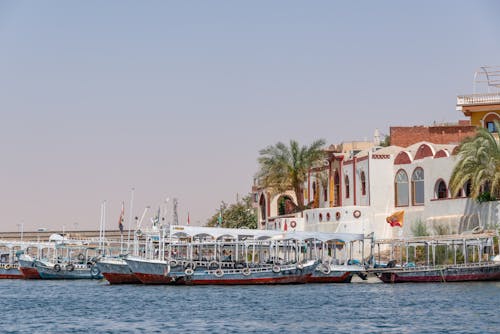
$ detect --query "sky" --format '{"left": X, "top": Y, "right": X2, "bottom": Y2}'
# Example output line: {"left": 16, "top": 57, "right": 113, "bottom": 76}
{"left": 1, "top": 1, "right": 499, "bottom": 232}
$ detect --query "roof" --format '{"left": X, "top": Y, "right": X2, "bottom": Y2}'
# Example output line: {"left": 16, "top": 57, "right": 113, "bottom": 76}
{"left": 169, "top": 226, "right": 364, "bottom": 242}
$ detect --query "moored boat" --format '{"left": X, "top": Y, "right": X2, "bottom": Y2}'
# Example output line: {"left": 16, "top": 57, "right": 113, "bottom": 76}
{"left": 375, "top": 262, "right": 500, "bottom": 283}
{"left": 371, "top": 231, "right": 500, "bottom": 283}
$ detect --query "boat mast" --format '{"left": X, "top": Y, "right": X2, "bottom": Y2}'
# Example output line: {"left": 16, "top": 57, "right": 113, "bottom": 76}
{"left": 126, "top": 187, "right": 135, "bottom": 253}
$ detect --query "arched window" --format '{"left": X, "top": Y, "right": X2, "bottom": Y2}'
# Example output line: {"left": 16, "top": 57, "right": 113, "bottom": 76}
{"left": 334, "top": 171, "right": 340, "bottom": 206}
{"left": 360, "top": 171, "right": 366, "bottom": 196}
{"left": 463, "top": 180, "right": 472, "bottom": 197}
{"left": 435, "top": 180, "right": 448, "bottom": 199}
{"left": 345, "top": 175, "right": 350, "bottom": 199}
{"left": 411, "top": 168, "right": 424, "bottom": 205}
{"left": 395, "top": 170, "right": 409, "bottom": 206}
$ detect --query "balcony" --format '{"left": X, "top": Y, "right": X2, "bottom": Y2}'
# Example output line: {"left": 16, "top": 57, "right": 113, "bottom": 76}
{"left": 456, "top": 93, "right": 500, "bottom": 107}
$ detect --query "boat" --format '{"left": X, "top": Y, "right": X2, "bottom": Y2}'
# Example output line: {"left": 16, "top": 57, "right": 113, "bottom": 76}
{"left": 375, "top": 261, "right": 500, "bottom": 283}
{"left": 0, "top": 243, "right": 24, "bottom": 279}
{"left": 96, "top": 257, "right": 141, "bottom": 284}
{"left": 304, "top": 233, "right": 368, "bottom": 283}
{"left": 34, "top": 243, "right": 104, "bottom": 280}
{"left": 370, "top": 231, "right": 500, "bottom": 283}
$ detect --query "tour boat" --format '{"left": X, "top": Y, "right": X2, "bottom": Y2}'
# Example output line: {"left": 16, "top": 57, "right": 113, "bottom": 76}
{"left": 375, "top": 261, "right": 500, "bottom": 283}
{"left": 371, "top": 231, "right": 500, "bottom": 283}
{"left": 96, "top": 257, "right": 141, "bottom": 284}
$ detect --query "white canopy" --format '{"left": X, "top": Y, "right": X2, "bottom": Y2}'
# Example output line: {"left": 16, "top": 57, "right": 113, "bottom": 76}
{"left": 169, "top": 226, "right": 364, "bottom": 243}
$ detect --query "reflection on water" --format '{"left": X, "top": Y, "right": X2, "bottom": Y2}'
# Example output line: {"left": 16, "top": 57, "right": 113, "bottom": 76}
{"left": 1, "top": 280, "right": 499, "bottom": 333}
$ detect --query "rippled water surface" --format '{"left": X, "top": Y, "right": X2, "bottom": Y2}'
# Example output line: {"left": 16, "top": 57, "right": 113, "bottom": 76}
{"left": 1, "top": 279, "right": 499, "bottom": 333}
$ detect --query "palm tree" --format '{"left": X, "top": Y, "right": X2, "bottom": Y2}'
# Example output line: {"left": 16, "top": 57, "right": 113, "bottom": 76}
{"left": 256, "top": 139, "right": 326, "bottom": 210}
{"left": 449, "top": 121, "right": 500, "bottom": 199}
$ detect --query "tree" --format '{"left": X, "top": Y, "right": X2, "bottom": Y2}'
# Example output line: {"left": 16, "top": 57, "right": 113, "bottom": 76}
{"left": 256, "top": 139, "right": 326, "bottom": 210}
{"left": 206, "top": 195, "right": 257, "bottom": 229}
{"left": 449, "top": 121, "right": 500, "bottom": 200}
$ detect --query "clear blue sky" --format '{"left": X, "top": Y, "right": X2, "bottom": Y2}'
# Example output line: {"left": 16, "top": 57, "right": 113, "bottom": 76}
{"left": 1, "top": 1, "right": 499, "bottom": 231}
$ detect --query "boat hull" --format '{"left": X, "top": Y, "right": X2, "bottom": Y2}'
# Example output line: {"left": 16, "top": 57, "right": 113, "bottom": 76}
{"left": 0, "top": 266, "right": 23, "bottom": 279}
{"left": 36, "top": 263, "right": 103, "bottom": 280}
{"left": 125, "top": 258, "right": 183, "bottom": 285}
{"left": 18, "top": 258, "right": 41, "bottom": 279}
{"left": 377, "top": 263, "right": 500, "bottom": 283}
{"left": 96, "top": 259, "right": 140, "bottom": 284}
{"left": 307, "top": 264, "right": 365, "bottom": 283}
{"left": 184, "top": 262, "right": 316, "bottom": 285}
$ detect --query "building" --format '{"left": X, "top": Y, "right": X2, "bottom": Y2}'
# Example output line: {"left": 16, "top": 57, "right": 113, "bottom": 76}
{"left": 253, "top": 68, "right": 500, "bottom": 239}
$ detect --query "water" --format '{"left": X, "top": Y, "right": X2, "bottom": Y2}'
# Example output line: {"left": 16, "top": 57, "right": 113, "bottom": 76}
{"left": 1, "top": 279, "right": 499, "bottom": 333}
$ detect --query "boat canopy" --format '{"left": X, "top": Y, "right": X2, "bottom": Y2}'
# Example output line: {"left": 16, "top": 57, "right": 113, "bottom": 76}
{"left": 169, "top": 226, "right": 364, "bottom": 243}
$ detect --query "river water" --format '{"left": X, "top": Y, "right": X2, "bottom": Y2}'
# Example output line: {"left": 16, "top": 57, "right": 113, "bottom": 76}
{"left": 1, "top": 279, "right": 499, "bottom": 333}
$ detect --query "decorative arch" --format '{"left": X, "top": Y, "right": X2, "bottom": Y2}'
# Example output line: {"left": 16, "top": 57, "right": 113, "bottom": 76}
{"left": 277, "top": 195, "right": 295, "bottom": 216}
{"left": 482, "top": 112, "right": 500, "bottom": 132}
{"left": 435, "top": 179, "right": 448, "bottom": 199}
{"left": 394, "top": 151, "right": 412, "bottom": 165}
{"left": 395, "top": 169, "right": 409, "bottom": 206}
{"left": 411, "top": 168, "right": 424, "bottom": 205}
{"left": 434, "top": 149, "right": 449, "bottom": 159}
{"left": 414, "top": 144, "right": 435, "bottom": 160}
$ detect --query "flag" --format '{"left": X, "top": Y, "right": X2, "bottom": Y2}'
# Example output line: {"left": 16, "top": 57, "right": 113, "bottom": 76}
{"left": 118, "top": 202, "right": 124, "bottom": 234}
{"left": 187, "top": 212, "right": 190, "bottom": 225}
{"left": 386, "top": 211, "right": 404, "bottom": 227}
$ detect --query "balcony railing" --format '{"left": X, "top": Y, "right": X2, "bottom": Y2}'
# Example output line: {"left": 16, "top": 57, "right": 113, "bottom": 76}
{"left": 457, "top": 93, "right": 500, "bottom": 106}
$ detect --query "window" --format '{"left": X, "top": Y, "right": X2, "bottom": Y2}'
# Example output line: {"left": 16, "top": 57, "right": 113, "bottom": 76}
{"left": 323, "top": 187, "right": 328, "bottom": 202}
{"left": 411, "top": 168, "right": 425, "bottom": 205}
{"left": 360, "top": 171, "right": 366, "bottom": 196}
{"left": 463, "top": 180, "right": 472, "bottom": 197}
{"left": 486, "top": 121, "right": 497, "bottom": 133}
{"left": 435, "top": 180, "right": 448, "bottom": 199}
{"left": 395, "top": 170, "right": 409, "bottom": 206}
{"left": 345, "top": 175, "right": 350, "bottom": 199}
{"left": 334, "top": 171, "right": 340, "bottom": 206}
